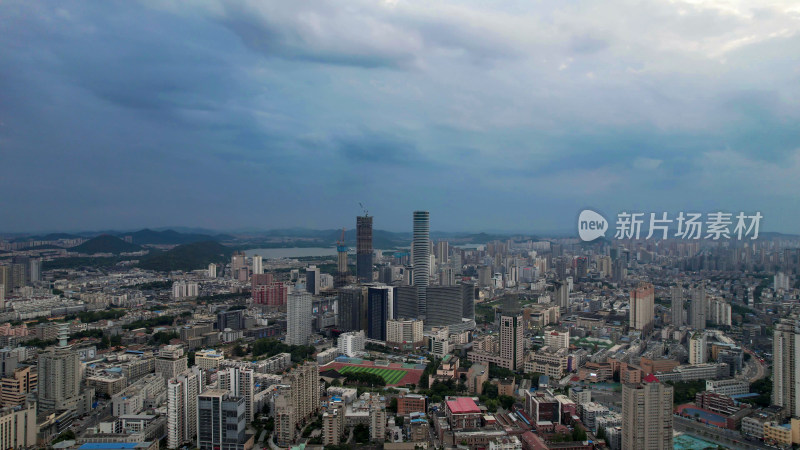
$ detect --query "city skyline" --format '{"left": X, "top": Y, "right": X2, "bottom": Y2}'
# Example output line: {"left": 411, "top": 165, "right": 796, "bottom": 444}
{"left": 2, "top": 1, "right": 800, "bottom": 233}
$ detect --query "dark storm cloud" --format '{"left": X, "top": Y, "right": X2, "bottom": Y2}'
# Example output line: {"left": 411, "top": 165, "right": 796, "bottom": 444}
{"left": 1, "top": 0, "right": 800, "bottom": 233}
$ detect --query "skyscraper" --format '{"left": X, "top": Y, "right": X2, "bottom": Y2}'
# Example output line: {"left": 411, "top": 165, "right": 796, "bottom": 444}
{"left": 219, "top": 367, "right": 255, "bottom": 423}
{"left": 287, "top": 292, "right": 313, "bottom": 345}
{"left": 337, "top": 287, "right": 364, "bottom": 332}
{"left": 426, "top": 286, "right": 465, "bottom": 327}
{"left": 357, "top": 215, "right": 373, "bottom": 283}
{"left": 773, "top": 318, "right": 800, "bottom": 416}
{"left": 690, "top": 283, "right": 706, "bottom": 330}
{"left": 500, "top": 313, "right": 524, "bottom": 371}
{"left": 394, "top": 286, "right": 418, "bottom": 320}
{"left": 336, "top": 233, "right": 348, "bottom": 288}
{"left": 306, "top": 266, "right": 320, "bottom": 295}
{"left": 275, "top": 361, "right": 321, "bottom": 447}
{"left": 412, "top": 211, "right": 430, "bottom": 317}
{"left": 367, "top": 287, "right": 392, "bottom": 340}
{"left": 629, "top": 282, "right": 655, "bottom": 335}
{"left": 197, "top": 389, "right": 247, "bottom": 450}
{"left": 167, "top": 368, "right": 203, "bottom": 449}
{"left": 252, "top": 255, "right": 263, "bottom": 276}
{"left": 37, "top": 325, "right": 85, "bottom": 413}
{"left": 622, "top": 375, "right": 673, "bottom": 450}
{"left": 671, "top": 285, "right": 684, "bottom": 326}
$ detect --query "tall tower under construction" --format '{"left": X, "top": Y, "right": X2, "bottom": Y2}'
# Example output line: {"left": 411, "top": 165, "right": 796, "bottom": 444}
{"left": 357, "top": 215, "right": 373, "bottom": 283}
{"left": 335, "top": 228, "right": 348, "bottom": 288}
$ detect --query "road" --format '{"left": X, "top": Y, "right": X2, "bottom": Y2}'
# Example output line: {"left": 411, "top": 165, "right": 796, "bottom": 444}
{"left": 674, "top": 416, "right": 772, "bottom": 450}
{"left": 742, "top": 349, "right": 767, "bottom": 382}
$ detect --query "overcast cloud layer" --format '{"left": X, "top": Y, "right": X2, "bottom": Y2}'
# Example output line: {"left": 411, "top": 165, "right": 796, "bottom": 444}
{"left": 2, "top": 0, "right": 800, "bottom": 234}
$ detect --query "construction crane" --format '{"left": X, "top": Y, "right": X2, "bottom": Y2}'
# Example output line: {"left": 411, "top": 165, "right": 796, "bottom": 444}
{"left": 359, "top": 202, "right": 369, "bottom": 217}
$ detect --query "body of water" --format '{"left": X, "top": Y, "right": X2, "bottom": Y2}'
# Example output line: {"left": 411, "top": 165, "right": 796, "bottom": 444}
{"left": 243, "top": 247, "right": 338, "bottom": 259}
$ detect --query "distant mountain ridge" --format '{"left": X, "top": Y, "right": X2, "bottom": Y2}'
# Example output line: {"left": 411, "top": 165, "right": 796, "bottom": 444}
{"left": 72, "top": 235, "right": 142, "bottom": 254}
{"left": 119, "top": 228, "right": 233, "bottom": 245}
{"left": 138, "top": 241, "right": 233, "bottom": 272}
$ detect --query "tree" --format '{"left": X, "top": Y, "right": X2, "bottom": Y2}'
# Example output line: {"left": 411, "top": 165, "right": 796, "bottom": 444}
{"left": 388, "top": 398, "right": 398, "bottom": 413}
{"left": 395, "top": 416, "right": 404, "bottom": 427}
{"left": 571, "top": 425, "right": 587, "bottom": 441}
{"left": 482, "top": 381, "right": 499, "bottom": 399}
{"left": 498, "top": 395, "right": 514, "bottom": 410}
{"left": 232, "top": 343, "right": 246, "bottom": 357}
{"left": 353, "top": 424, "right": 370, "bottom": 443}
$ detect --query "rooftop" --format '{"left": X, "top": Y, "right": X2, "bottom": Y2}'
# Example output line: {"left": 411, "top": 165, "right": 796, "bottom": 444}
{"left": 446, "top": 397, "right": 481, "bottom": 414}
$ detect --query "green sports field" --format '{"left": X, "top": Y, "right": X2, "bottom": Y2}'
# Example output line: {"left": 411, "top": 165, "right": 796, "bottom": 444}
{"left": 336, "top": 365, "right": 408, "bottom": 385}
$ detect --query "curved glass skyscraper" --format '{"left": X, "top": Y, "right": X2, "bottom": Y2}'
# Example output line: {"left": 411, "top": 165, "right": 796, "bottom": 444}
{"left": 412, "top": 211, "right": 430, "bottom": 317}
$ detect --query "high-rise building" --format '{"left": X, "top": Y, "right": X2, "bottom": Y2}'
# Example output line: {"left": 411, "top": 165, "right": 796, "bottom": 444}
{"left": 207, "top": 263, "right": 217, "bottom": 278}
{"left": 322, "top": 403, "right": 344, "bottom": 446}
{"left": 412, "top": 211, "right": 430, "bottom": 317}
{"left": 671, "top": 285, "right": 684, "bottom": 327}
{"left": 622, "top": 375, "right": 673, "bottom": 450}
{"left": 0, "top": 399, "right": 36, "bottom": 449}
{"left": 367, "top": 287, "right": 392, "bottom": 340}
{"left": 336, "top": 235, "right": 348, "bottom": 288}
{"left": 252, "top": 279, "right": 287, "bottom": 309}
{"left": 337, "top": 287, "right": 364, "bottom": 331}
{"left": 370, "top": 395, "right": 386, "bottom": 441}
{"left": 555, "top": 280, "right": 569, "bottom": 310}
{"left": 197, "top": 389, "right": 247, "bottom": 450}
{"left": 357, "top": 215, "right": 374, "bottom": 283}
{"left": 287, "top": 292, "right": 313, "bottom": 346}
{"left": 386, "top": 319, "right": 424, "bottom": 348}
{"left": 275, "top": 362, "right": 321, "bottom": 447}
{"left": 426, "top": 285, "right": 466, "bottom": 327}
{"left": 28, "top": 259, "right": 41, "bottom": 283}
{"left": 394, "top": 286, "right": 419, "bottom": 320}
{"left": 688, "top": 332, "right": 707, "bottom": 364}
{"left": 38, "top": 325, "right": 84, "bottom": 413}
{"left": 0, "top": 365, "right": 37, "bottom": 408}
{"left": 231, "top": 252, "right": 247, "bottom": 280}
{"left": 219, "top": 367, "right": 255, "bottom": 423}
{"left": 773, "top": 318, "right": 800, "bottom": 416}
{"left": 167, "top": 368, "right": 203, "bottom": 449}
{"left": 252, "top": 255, "right": 263, "bottom": 276}
{"left": 690, "top": 283, "right": 706, "bottom": 330}
{"left": 217, "top": 309, "right": 245, "bottom": 331}
{"left": 11, "top": 256, "right": 29, "bottom": 285}
{"left": 306, "top": 266, "right": 320, "bottom": 295}
{"left": 155, "top": 345, "right": 188, "bottom": 381}
{"left": 337, "top": 331, "right": 366, "bottom": 357}
{"left": 629, "top": 282, "right": 655, "bottom": 335}
{"left": 435, "top": 241, "right": 449, "bottom": 265}
{"left": 500, "top": 313, "right": 524, "bottom": 371}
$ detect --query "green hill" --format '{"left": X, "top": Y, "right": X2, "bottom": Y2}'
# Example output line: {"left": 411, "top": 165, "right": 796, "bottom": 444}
{"left": 72, "top": 235, "right": 142, "bottom": 254}
{"left": 138, "top": 241, "right": 233, "bottom": 272}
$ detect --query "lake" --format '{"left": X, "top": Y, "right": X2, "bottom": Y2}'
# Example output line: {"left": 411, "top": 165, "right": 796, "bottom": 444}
{"left": 243, "top": 247, "right": 338, "bottom": 259}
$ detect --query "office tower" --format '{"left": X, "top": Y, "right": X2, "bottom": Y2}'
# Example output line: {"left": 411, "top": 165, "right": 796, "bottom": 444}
{"left": 0, "top": 366, "right": 37, "bottom": 408}
{"left": 252, "top": 255, "right": 263, "bottom": 276}
{"left": 0, "top": 399, "right": 36, "bottom": 449}
{"left": 28, "top": 259, "right": 40, "bottom": 283}
{"left": 500, "top": 306, "right": 524, "bottom": 371}
{"left": 629, "top": 282, "right": 655, "bottom": 335}
{"left": 357, "top": 215, "right": 374, "bottom": 283}
{"left": 367, "top": 287, "right": 392, "bottom": 340}
{"left": 197, "top": 390, "right": 247, "bottom": 450}
{"left": 462, "top": 282, "right": 476, "bottom": 320}
{"left": 217, "top": 309, "right": 245, "bottom": 331}
{"left": 287, "top": 292, "right": 313, "bottom": 345}
{"left": 386, "top": 319, "right": 424, "bottom": 348}
{"left": 394, "top": 286, "right": 419, "bottom": 320}
{"left": 773, "top": 318, "right": 800, "bottom": 416}
{"left": 690, "top": 283, "right": 706, "bottom": 330}
{"left": 306, "top": 266, "right": 320, "bottom": 295}
{"left": 337, "top": 287, "right": 364, "bottom": 331}
{"left": 688, "top": 332, "right": 707, "bottom": 364}
{"left": 412, "top": 211, "right": 430, "bottom": 317}
{"left": 338, "top": 331, "right": 366, "bottom": 357}
{"left": 622, "top": 375, "right": 673, "bottom": 450}
{"left": 436, "top": 241, "right": 449, "bottom": 265}
{"left": 167, "top": 368, "right": 203, "bottom": 449}
{"left": 555, "top": 280, "right": 569, "bottom": 310}
{"left": 231, "top": 251, "right": 247, "bottom": 279}
{"left": 219, "top": 367, "right": 255, "bottom": 423}
{"left": 671, "top": 285, "right": 684, "bottom": 326}
{"left": 208, "top": 263, "right": 217, "bottom": 278}
{"left": 426, "top": 286, "right": 464, "bottom": 327}
{"left": 37, "top": 325, "right": 81, "bottom": 413}
{"left": 155, "top": 345, "right": 188, "bottom": 381}
{"left": 336, "top": 233, "right": 348, "bottom": 288}
{"left": 370, "top": 395, "right": 386, "bottom": 441}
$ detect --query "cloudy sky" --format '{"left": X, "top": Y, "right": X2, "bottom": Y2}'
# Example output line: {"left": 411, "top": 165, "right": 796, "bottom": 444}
{"left": 2, "top": 0, "right": 799, "bottom": 234}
